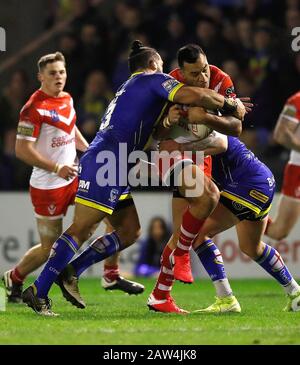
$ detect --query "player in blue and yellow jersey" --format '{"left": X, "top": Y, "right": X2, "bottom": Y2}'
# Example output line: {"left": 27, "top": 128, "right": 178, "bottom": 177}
{"left": 149, "top": 44, "right": 300, "bottom": 313}
{"left": 22, "top": 40, "right": 245, "bottom": 316}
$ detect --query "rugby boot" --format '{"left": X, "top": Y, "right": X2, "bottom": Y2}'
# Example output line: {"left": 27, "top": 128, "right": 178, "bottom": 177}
{"left": 194, "top": 296, "right": 241, "bottom": 313}
{"left": 22, "top": 285, "right": 58, "bottom": 316}
{"left": 55, "top": 264, "right": 86, "bottom": 309}
{"left": 2, "top": 270, "right": 23, "bottom": 303}
{"left": 102, "top": 275, "right": 145, "bottom": 295}
{"left": 283, "top": 291, "right": 300, "bottom": 312}
{"left": 147, "top": 293, "right": 189, "bottom": 314}
{"left": 173, "top": 252, "right": 194, "bottom": 284}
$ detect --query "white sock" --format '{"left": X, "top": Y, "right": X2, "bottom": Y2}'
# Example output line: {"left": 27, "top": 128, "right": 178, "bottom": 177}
{"left": 284, "top": 279, "right": 300, "bottom": 296}
{"left": 213, "top": 278, "right": 233, "bottom": 298}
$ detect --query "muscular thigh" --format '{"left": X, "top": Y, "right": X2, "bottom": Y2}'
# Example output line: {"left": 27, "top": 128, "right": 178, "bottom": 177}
{"left": 193, "top": 203, "right": 239, "bottom": 247}
{"left": 37, "top": 218, "right": 63, "bottom": 248}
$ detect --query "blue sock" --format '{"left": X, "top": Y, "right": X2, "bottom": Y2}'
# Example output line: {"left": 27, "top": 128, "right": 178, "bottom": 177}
{"left": 195, "top": 239, "right": 232, "bottom": 297}
{"left": 71, "top": 232, "right": 123, "bottom": 277}
{"left": 34, "top": 233, "right": 79, "bottom": 298}
{"left": 195, "top": 239, "right": 227, "bottom": 281}
{"left": 256, "top": 243, "right": 293, "bottom": 286}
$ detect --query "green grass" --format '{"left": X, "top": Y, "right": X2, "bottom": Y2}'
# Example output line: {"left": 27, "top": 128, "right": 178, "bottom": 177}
{"left": 1, "top": 278, "right": 300, "bottom": 345}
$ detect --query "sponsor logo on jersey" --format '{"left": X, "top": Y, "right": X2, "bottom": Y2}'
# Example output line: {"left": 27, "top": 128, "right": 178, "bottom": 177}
{"left": 232, "top": 201, "right": 244, "bottom": 211}
{"left": 51, "top": 136, "right": 75, "bottom": 148}
{"left": 162, "top": 79, "right": 180, "bottom": 93}
{"left": 79, "top": 179, "right": 90, "bottom": 191}
{"left": 49, "top": 109, "right": 60, "bottom": 122}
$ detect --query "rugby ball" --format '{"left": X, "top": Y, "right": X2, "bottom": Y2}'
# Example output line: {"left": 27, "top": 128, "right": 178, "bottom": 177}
{"left": 187, "top": 123, "right": 213, "bottom": 140}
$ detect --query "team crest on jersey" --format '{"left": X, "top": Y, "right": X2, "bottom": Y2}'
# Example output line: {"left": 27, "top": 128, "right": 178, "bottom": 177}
{"left": 48, "top": 203, "right": 57, "bottom": 215}
{"left": 108, "top": 188, "right": 119, "bottom": 203}
{"left": 162, "top": 79, "right": 179, "bottom": 93}
{"left": 49, "top": 109, "right": 60, "bottom": 122}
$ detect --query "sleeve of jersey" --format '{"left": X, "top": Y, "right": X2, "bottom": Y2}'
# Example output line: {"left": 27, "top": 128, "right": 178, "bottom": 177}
{"left": 151, "top": 74, "right": 184, "bottom": 102}
{"left": 282, "top": 95, "right": 300, "bottom": 123}
{"left": 219, "top": 75, "right": 236, "bottom": 98}
{"left": 17, "top": 105, "right": 42, "bottom": 142}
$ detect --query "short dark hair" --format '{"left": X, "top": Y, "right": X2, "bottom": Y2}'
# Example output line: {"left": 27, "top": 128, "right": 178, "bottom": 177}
{"left": 38, "top": 52, "right": 66, "bottom": 72}
{"left": 177, "top": 44, "right": 206, "bottom": 68}
{"left": 128, "top": 40, "right": 159, "bottom": 73}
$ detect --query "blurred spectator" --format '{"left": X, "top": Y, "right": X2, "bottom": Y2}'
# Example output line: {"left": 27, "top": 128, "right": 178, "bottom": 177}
{"left": 194, "top": 17, "right": 233, "bottom": 67}
{"left": 0, "top": 70, "right": 31, "bottom": 190}
{"left": 134, "top": 217, "right": 170, "bottom": 277}
{"left": 78, "top": 23, "right": 109, "bottom": 75}
{"left": 77, "top": 70, "right": 113, "bottom": 142}
{"left": 57, "top": 31, "right": 84, "bottom": 102}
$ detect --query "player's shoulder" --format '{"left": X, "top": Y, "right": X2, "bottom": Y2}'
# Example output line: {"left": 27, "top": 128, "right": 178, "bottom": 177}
{"left": 286, "top": 91, "right": 300, "bottom": 107}
{"left": 169, "top": 68, "right": 184, "bottom": 82}
{"left": 209, "top": 64, "right": 229, "bottom": 79}
{"left": 20, "top": 90, "right": 44, "bottom": 116}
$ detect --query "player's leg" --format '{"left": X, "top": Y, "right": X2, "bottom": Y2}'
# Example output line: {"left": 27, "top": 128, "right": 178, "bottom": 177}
{"left": 101, "top": 217, "right": 144, "bottom": 295}
{"left": 236, "top": 218, "right": 300, "bottom": 311}
{"left": 265, "top": 195, "right": 300, "bottom": 240}
{"left": 148, "top": 197, "right": 189, "bottom": 313}
{"left": 192, "top": 203, "right": 241, "bottom": 313}
{"left": 3, "top": 218, "right": 62, "bottom": 303}
{"left": 173, "top": 165, "right": 219, "bottom": 283}
{"left": 22, "top": 203, "right": 107, "bottom": 315}
{"left": 56, "top": 201, "right": 142, "bottom": 309}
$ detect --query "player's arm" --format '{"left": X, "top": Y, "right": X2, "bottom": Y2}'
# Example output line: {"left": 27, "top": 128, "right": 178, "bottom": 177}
{"left": 15, "top": 139, "right": 78, "bottom": 180}
{"left": 187, "top": 106, "right": 242, "bottom": 137}
{"left": 173, "top": 86, "right": 246, "bottom": 121}
{"left": 159, "top": 132, "right": 227, "bottom": 156}
{"left": 273, "top": 104, "right": 300, "bottom": 151}
{"left": 75, "top": 126, "right": 89, "bottom": 152}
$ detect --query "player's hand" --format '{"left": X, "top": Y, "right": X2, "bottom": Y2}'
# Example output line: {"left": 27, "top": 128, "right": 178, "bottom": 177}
{"left": 232, "top": 98, "right": 246, "bottom": 121}
{"left": 159, "top": 139, "right": 182, "bottom": 153}
{"left": 56, "top": 163, "right": 78, "bottom": 180}
{"left": 168, "top": 104, "right": 182, "bottom": 125}
{"left": 239, "top": 97, "right": 253, "bottom": 113}
{"left": 187, "top": 107, "right": 207, "bottom": 124}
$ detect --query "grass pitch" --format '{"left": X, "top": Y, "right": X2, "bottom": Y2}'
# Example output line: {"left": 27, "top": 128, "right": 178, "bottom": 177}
{"left": 0, "top": 277, "right": 300, "bottom": 345}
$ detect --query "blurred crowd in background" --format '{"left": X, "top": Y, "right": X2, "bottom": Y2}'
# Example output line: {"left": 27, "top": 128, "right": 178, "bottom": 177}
{"left": 1, "top": 0, "right": 300, "bottom": 190}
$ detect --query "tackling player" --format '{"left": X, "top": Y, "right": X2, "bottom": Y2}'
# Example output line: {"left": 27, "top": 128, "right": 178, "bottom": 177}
{"left": 2, "top": 52, "right": 143, "bottom": 304}
{"left": 148, "top": 44, "right": 300, "bottom": 313}
{"left": 22, "top": 40, "right": 244, "bottom": 316}
{"left": 266, "top": 91, "right": 300, "bottom": 240}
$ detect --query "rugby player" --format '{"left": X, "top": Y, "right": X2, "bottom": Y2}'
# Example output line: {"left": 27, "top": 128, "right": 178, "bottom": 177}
{"left": 22, "top": 40, "right": 245, "bottom": 316}
{"left": 266, "top": 91, "right": 300, "bottom": 240}
{"left": 148, "top": 45, "right": 300, "bottom": 313}
{"left": 2, "top": 52, "right": 143, "bottom": 303}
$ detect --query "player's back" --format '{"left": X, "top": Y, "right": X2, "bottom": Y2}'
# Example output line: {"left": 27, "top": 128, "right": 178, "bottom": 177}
{"left": 89, "top": 72, "right": 181, "bottom": 154}
{"left": 212, "top": 137, "right": 272, "bottom": 185}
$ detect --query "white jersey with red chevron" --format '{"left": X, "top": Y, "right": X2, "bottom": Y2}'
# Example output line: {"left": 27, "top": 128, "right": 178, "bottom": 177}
{"left": 17, "top": 89, "right": 77, "bottom": 189}
{"left": 284, "top": 92, "right": 300, "bottom": 166}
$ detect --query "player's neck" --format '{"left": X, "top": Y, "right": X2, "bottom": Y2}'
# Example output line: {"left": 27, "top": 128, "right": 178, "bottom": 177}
{"left": 40, "top": 86, "right": 64, "bottom": 98}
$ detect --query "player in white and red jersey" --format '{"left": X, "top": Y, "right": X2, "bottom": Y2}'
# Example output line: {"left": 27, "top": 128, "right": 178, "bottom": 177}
{"left": 148, "top": 44, "right": 246, "bottom": 313}
{"left": 2, "top": 52, "right": 89, "bottom": 302}
{"left": 266, "top": 91, "right": 300, "bottom": 240}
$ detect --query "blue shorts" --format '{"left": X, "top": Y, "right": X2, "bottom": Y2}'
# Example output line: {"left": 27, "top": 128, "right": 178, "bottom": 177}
{"left": 75, "top": 137, "right": 132, "bottom": 215}
{"left": 216, "top": 167, "right": 275, "bottom": 221}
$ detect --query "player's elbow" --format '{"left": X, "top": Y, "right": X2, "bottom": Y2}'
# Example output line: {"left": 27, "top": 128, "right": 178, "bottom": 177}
{"left": 15, "top": 141, "right": 27, "bottom": 162}
{"left": 233, "top": 121, "right": 242, "bottom": 137}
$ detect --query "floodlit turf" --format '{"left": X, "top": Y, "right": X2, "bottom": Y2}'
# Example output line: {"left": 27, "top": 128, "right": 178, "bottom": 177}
{"left": 0, "top": 277, "right": 300, "bottom": 345}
